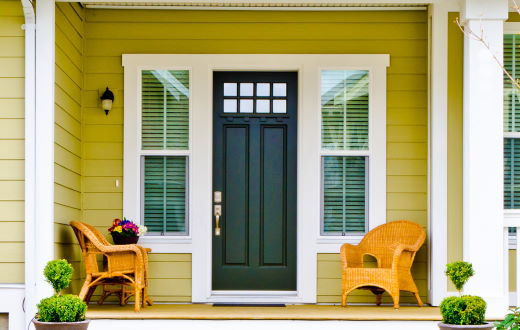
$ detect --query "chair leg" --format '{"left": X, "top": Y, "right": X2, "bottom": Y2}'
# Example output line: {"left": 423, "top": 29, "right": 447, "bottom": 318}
{"left": 341, "top": 291, "right": 348, "bottom": 307}
{"left": 414, "top": 292, "right": 424, "bottom": 307}
{"left": 78, "top": 277, "right": 92, "bottom": 302}
{"left": 375, "top": 293, "right": 383, "bottom": 306}
{"left": 134, "top": 287, "right": 141, "bottom": 312}
{"left": 391, "top": 291, "right": 400, "bottom": 309}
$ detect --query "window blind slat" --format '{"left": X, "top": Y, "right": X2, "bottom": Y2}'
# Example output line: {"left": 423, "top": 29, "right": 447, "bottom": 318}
{"left": 504, "top": 35, "right": 520, "bottom": 210}
{"left": 322, "top": 156, "right": 367, "bottom": 235}
{"left": 143, "top": 156, "right": 188, "bottom": 234}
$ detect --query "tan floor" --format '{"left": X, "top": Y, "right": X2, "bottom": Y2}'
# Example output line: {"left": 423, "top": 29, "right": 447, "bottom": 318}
{"left": 87, "top": 304, "right": 441, "bottom": 321}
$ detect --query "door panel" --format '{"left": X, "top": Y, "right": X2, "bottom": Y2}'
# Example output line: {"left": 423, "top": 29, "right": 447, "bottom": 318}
{"left": 261, "top": 126, "right": 286, "bottom": 266}
{"left": 212, "top": 71, "right": 297, "bottom": 291}
{"left": 224, "top": 126, "right": 249, "bottom": 265}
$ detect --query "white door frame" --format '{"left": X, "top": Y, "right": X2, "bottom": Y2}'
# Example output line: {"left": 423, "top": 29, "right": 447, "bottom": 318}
{"left": 123, "top": 54, "right": 388, "bottom": 303}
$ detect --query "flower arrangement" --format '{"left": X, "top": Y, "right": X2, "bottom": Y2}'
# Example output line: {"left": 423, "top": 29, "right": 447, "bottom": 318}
{"left": 108, "top": 218, "right": 147, "bottom": 244}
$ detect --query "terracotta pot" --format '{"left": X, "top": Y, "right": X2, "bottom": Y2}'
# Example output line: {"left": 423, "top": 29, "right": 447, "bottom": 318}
{"left": 32, "top": 319, "right": 90, "bottom": 330}
{"left": 111, "top": 232, "right": 139, "bottom": 245}
{"left": 438, "top": 322, "right": 494, "bottom": 330}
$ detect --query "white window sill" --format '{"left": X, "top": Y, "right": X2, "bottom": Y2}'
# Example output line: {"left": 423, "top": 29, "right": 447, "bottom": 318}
{"left": 316, "top": 236, "right": 363, "bottom": 253}
{"left": 138, "top": 236, "right": 192, "bottom": 253}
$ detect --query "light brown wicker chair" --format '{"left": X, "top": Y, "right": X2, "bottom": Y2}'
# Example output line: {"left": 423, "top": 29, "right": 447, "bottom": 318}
{"left": 70, "top": 221, "right": 153, "bottom": 312}
{"left": 340, "top": 220, "right": 426, "bottom": 309}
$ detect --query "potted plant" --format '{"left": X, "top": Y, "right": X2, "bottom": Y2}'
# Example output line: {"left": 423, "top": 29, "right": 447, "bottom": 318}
{"left": 33, "top": 259, "right": 89, "bottom": 329}
{"left": 108, "top": 217, "right": 147, "bottom": 245}
{"left": 438, "top": 261, "right": 493, "bottom": 329}
{"left": 495, "top": 307, "right": 520, "bottom": 330}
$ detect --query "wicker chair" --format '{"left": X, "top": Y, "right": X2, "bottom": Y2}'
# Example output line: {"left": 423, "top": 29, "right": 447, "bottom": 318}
{"left": 340, "top": 220, "right": 426, "bottom": 309}
{"left": 70, "top": 221, "right": 153, "bottom": 312}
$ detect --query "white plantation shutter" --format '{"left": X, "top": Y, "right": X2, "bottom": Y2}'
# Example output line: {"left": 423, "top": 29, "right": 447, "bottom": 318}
{"left": 140, "top": 70, "right": 190, "bottom": 235}
{"left": 321, "top": 70, "right": 369, "bottom": 235}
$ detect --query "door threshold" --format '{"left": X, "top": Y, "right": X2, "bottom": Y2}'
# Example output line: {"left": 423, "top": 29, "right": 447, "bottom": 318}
{"left": 207, "top": 291, "right": 301, "bottom": 304}
{"left": 213, "top": 303, "right": 286, "bottom": 307}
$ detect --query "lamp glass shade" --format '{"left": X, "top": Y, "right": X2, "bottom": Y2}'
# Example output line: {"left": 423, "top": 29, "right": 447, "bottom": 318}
{"left": 101, "top": 99, "right": 113, "bottom": 113}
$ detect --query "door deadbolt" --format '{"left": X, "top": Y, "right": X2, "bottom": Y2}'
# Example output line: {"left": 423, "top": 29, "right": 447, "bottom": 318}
{"left": 214, "top": 191, "right": 222, "bottom": 203}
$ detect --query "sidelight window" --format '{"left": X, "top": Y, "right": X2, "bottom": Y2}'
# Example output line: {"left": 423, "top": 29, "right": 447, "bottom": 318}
{"left": 321, "top": 70, "right": 370, "bottom": 236}
{"left": 140, "top": 70, "right": 190, "bottom": 235}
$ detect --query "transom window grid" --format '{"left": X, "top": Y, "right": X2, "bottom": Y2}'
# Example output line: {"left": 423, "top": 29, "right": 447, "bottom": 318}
{"left": 139, "top": 69, "right": 191, "bottom": 236}
{"left": 222, "top": 82, "right": 288, "bottom": 115}
{"left": 320, "top": 69, "right": 370, "bottom": 236}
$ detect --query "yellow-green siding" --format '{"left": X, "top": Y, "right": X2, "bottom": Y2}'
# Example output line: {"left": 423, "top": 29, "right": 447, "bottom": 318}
{"left": 82, "top": 9, "right": 428, "bottom": 303}
{"left": 54, "top": 2, "right": 85, "bottom": 293}
{"left": 0, "top": 0, "right": 25, "bottom": 284}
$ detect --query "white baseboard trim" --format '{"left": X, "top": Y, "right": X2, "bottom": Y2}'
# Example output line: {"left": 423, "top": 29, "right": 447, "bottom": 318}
{"left": 0, "top": 286, "right": 26, "bottom": 330}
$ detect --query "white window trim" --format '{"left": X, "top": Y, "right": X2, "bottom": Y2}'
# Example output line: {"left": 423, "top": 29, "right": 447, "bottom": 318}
{"left": 317, "top": 67, "right": 387, "bottom": 248}
{"left": 123, "top": 65, "right": 194, "bottom": 252}
{"left": 123, "top": 54, "right": 388, "bottom": 303}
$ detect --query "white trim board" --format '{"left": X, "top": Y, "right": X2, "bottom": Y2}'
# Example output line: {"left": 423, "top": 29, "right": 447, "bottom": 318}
{"left": 123, "top": 54, "right": 389, "bottom": 303}
{"left": 428, "top": 2, "right": 448, "bottom": 307}
{"left": 0, "top": 286, "right": 26, "bottom": 330}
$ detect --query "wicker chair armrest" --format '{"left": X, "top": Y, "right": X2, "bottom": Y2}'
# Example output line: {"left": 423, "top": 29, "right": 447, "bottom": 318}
{"left": 391, "top": 243, "right": 417, "bottom": 270}
{"left": 340, "top": 243, "right": 363, "bottom": 268}
{"left": 99, "top": 243, "right": 144, "bottom": 257}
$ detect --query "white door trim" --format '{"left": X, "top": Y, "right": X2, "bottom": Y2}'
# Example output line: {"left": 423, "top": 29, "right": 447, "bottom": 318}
{"left": 123, "top": 54, "right": 389, "bottom": 303}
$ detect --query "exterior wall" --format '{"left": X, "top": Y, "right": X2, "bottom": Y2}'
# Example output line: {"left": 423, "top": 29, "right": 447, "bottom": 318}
{"left": 54, "top": 2, "right": 85, "bottom": 293}
{"left": 0, "top": 0, "right": 25, "bottom": 284}
{"left": 83, "top": 9, "right": 427, "bottom": 303}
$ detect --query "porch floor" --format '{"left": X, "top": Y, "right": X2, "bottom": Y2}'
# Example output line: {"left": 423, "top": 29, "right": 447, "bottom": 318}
{"left": 86, "top": 304, "right": 441, "bottom": 321}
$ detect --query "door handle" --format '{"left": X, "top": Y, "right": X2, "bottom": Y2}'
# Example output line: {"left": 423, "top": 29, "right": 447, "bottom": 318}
{"left": 214, "top": 205, "right": 222, "bottom": 236}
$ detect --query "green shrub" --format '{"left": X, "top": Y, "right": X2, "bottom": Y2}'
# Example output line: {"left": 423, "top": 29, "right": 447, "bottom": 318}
{"left": 440, "top": 296, "right": 486, "bottom": 325}
{"left": 43, "top": 259, "right": 73, "bottom": 295}
{"left": 495, "top": 307, "right": 520, "bottom": 330}
{"left": 446, "top": 261, "right": 474, "bottom": 293}
{"left": 37, "top": 295, "right": 87, "bottom": 322}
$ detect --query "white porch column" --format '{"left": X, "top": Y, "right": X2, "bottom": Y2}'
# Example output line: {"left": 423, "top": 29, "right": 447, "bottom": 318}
{"left": 462, "top": 0, "right": 508, "bottom": 317}
{"left": 429, "top": 1, "right": 449, "bottom": 306}
{"left": 34, "top": 0, "right": 55, "bottom": 303}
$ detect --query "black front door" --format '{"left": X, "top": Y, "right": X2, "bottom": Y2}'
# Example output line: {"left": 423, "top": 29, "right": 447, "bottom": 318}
{"left": 212, "top": 71, "right": 297, "bottom": 291}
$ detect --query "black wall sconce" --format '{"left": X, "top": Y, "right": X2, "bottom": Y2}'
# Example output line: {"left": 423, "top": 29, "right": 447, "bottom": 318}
{"left": 100, "top": 87, "right": 114, "bottom": 115}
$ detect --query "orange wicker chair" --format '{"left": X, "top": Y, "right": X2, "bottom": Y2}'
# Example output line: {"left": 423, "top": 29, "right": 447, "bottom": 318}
{"left": 70, "top": 221, "right": 153, "bottom": 312}
{"left": 340, "top": 220, "right": 426, "bottom": 309}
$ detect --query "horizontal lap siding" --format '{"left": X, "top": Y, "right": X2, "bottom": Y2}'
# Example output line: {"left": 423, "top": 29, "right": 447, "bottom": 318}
{"left": 0, "top": 0, "right": 24, "bottom": 284}
{"left": 84, "top": 9, "right": 427, "bottom": 303}
{"left": 55, "top": 2, "right": 84, "bottom": 292}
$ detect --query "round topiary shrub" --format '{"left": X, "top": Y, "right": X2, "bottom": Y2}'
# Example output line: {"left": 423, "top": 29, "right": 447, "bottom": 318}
{"left": 35, "top": 259, "right": 88, "bottom": 324}
{"left": 440, "top": 296, "right": 486, "bottom": 325}
{"left": 37, "top": 295, "right": 87, "bottom": 322}
{"left": 43, "top": 259, "right": 73, "bottom": 295}
{"left": 445, "top": 261, "right": 475, "bottom": 293}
